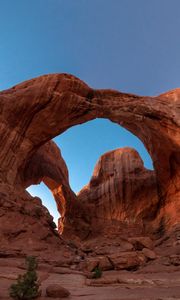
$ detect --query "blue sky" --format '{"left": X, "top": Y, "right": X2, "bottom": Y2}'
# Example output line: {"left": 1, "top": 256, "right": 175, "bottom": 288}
{"left": 1, "top": 0, "right": 180, "bottom": 223}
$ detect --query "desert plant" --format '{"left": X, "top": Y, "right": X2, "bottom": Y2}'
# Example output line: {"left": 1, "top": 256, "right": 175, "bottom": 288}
{"left": 92, "top": 266, "right": 102, "bottom": 279}
{"left": 9, "top": 256, "right": 41, "bottom": 300}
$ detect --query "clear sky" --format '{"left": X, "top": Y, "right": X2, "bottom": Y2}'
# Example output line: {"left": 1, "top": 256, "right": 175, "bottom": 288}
{"left": 1, "top": 0, "right": 180, "bottom": 223}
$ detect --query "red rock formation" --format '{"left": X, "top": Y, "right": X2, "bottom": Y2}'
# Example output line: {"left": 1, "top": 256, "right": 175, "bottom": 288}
{"left": 21, "top": 140, "right": 77, "bottom": 234}
{"left": 0, "top": 182, "right": 68, "bottom": 256}
{"left": 20, "top": 143, "right": 159, "bottom": 239}
{"left": 20, "top": 140, "right": 89, "bottom": 238}
{"left": 77, "top": 147, "right": 158, "bottom": 230}
{"left": 0, "top": 73, "right": 179, "bottom": 251}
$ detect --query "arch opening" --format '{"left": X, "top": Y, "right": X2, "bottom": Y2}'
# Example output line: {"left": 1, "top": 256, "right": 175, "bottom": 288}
{"left": 54, "top": 118, "right": 154, "bottom": 194}
{"left": 27, "top": 183, "right": 60, "bottom": 227}
{"left": 25, "top": 118, "right": 154, "bottom": 232}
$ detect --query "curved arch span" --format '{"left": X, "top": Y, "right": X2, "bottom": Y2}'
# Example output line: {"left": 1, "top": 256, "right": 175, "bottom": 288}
{"left": 0, "top": 73, "right": 179, "bottom": 233}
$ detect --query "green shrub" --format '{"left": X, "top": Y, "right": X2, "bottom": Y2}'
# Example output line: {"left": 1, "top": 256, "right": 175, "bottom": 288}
{"left": 92, "top": 266, "right": 102, "bottom": 279}
{"left": 9, "top": 256, "right": 41, "bottom": 300}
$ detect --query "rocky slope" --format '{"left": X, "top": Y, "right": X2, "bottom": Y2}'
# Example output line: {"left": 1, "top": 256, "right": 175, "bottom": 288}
{"left": 1, "top": 224, "right": 180, "bottom": 299}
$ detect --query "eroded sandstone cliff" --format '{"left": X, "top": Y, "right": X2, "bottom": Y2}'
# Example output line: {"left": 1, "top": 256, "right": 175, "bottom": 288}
{"left": 0, "top": 73, "right": 179, "bottom": 254}
{"left": 77, "top": 147, "right": 158, "bottom": 232}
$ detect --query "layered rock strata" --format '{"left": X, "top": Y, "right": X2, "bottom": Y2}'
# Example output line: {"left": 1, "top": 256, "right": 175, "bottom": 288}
{"left": 0, "top": 73, "right": 179, "bottom": 251}
{"left": 21, "top": 140, "right": 77, "bottom": 234}
{"left": 77, "top": 147, "right": 159, "bottom": 233}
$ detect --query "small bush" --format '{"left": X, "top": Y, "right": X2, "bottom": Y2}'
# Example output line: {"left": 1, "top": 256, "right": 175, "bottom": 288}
{"left": 9, "top": 256, "right": 41, "bottom": 300}
{"left": 92, "top": 266, "right": 102, "bottom": 279}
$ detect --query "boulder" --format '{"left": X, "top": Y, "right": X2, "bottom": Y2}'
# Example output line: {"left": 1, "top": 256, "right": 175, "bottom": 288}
{"left": 98, "top": 256, "right": 113, "bottom": 271}
{"left": 128, "top": 237, "right": 154, "bottom": 250}
{"left": 46, "top": 284, "right": 70, "bottom": 298}
{"left": 108, "top": 251, "right": 146, "bottom": 270}
{"left": 142, "top": 248, "right": 156, "bottom": 260}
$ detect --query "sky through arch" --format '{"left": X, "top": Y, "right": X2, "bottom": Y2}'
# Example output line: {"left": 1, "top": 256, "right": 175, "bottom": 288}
{"left": 27, "top": 118, "right": 153, "bottom": 224}
{"left": 54, "top": 119, "right": 153, "bottom": 193}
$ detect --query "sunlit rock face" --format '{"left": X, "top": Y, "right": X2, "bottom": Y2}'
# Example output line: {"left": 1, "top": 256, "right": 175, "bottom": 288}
{"left": 0, "top": 73, "right": 179, "bottom": 252}
{"left": 77, "top": 147, "right": 158, "bottom": 229}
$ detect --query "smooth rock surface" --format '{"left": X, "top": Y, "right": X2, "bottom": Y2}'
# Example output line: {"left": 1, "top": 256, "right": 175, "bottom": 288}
{"left": 46, "top": 284, "right": 70, "bottom": 298}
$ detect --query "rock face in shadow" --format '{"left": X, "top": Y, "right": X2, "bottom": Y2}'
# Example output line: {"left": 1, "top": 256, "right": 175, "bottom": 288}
{"left": 0, "top": 73, "right": 179, "bottom": 252}
{"left": 77, "top": 147, "right": 158, "bottom": 233}
{"left": 21, "top": 140, "right": 77, "bottom": 234}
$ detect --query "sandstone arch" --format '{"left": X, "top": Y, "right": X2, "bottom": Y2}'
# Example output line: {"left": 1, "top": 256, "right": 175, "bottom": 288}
{"left": 0, "top": 73, "right": 179, "bottom": 238}
{"left": 22, "top": 140, "right": 77, "bottom": 234}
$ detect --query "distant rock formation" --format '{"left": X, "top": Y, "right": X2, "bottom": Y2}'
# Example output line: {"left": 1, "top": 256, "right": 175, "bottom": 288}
{"left": 77, "top": 148, "right": 158, "bottom": 230}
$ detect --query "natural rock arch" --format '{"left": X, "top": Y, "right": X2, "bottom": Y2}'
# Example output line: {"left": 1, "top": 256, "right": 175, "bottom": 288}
{"left": 22, "top": 140, "right": 77, "bottom": 234}
{"left": 0, "top": 73, "right": 179, "bottom": 235}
